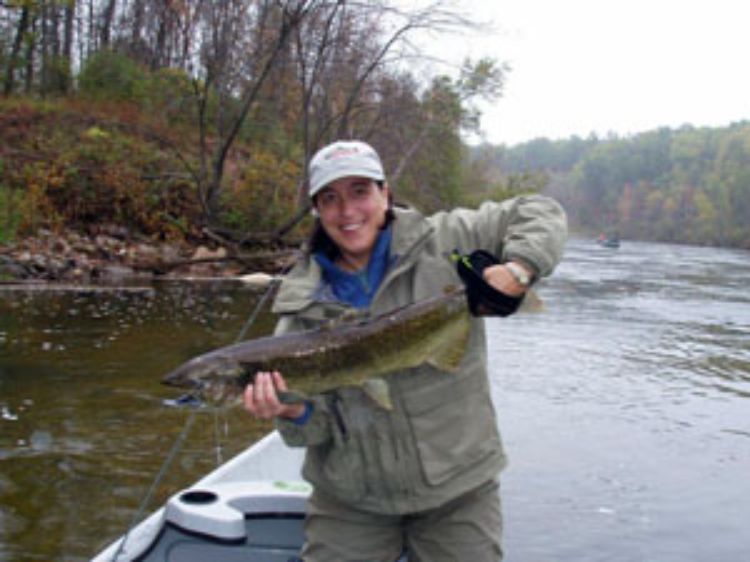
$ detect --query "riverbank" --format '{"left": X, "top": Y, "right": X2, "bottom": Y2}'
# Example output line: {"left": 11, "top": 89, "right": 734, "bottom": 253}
{"left": 0, "top": 227, "right": 295, "bottom": 285}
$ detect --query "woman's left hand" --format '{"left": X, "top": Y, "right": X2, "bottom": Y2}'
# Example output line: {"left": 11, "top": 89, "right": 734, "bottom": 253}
{"left": 482, "top": 262, "right": 531, "bottom": 297}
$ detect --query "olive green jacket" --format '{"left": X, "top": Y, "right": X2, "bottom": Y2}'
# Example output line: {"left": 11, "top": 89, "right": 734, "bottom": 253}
{"left": 272, "top": 195, "right": 567, "bottom": 514}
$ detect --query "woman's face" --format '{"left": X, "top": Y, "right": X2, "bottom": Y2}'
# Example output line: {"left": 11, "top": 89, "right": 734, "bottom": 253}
{"left": 314, "top": 177, "right": 390, "bottom": 270}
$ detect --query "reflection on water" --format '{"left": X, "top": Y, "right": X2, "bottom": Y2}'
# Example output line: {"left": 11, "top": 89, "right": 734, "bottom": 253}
{"left": 0, "top": 281, "right": 276, "bottom": 562}
{"left": 1, "top": 239, "right": 749, "bottom": 561}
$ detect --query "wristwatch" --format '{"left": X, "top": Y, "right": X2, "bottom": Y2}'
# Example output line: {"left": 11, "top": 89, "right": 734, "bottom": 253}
{"left": 505, "top": 261, "right": 533, "bottom": 287}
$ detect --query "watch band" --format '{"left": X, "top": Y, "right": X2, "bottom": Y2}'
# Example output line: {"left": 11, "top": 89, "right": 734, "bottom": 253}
{"left": 505, "top": 261, "right": 532, "bottom": 287}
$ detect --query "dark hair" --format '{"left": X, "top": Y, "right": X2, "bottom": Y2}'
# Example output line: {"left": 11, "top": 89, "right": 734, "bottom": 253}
{"left": 307, "top": 181, "right": 395, "bottom": 259}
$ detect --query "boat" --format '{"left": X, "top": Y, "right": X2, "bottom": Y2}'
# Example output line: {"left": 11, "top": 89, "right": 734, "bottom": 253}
{"left": 92, "top": 431, "right": 309, "bottom": 562}
{"left": 597, "top": 238, "right": 620, "bottom": 249}
{"left": 92, "top": 430, "right": 410, "bottom": 561}
{"left": 596, "top": 232, "right": 620, "bottom": 249}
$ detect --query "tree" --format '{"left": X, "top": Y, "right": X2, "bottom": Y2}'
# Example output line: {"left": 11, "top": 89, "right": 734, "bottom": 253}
{"left": 3, "top": 1, "right": 32, "bottom": 96}
{"left": 187, "top": 0, "right": 313, "bottom": 222}
{"left": 290, "top": 1, "right": 482, "bottom": 187}
{"left": 273, "top": 0, "right": 493, "bottom": 235}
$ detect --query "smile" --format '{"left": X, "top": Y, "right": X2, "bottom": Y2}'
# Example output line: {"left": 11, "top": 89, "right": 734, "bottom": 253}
{"left": 341, "top": 223, "right": 363, "bottom": 232}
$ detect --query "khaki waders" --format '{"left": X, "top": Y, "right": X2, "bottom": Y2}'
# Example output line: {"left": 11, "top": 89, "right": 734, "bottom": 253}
{"left": 301, "top": 479, "right": 503, "bottom": 562}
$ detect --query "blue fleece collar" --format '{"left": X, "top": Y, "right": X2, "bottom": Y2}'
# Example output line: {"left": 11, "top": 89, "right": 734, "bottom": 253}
{"left": 314, "top": 227, "right": 392, "bottom": 308}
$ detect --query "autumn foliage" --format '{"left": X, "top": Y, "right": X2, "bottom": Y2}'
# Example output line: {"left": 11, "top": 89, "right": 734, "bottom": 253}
{"left": 494, "top": 126, "right": 750, "bottom": 249}
{"left": 0, "top": 97, "right": 202, "bottom": 242}
{"left": 1, "top": 1, "right": 510, "bottom": 247}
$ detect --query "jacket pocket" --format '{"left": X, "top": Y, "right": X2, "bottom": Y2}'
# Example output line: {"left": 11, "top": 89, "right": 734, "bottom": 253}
{"left": 402, "top": 370, "right": 501, "bottom": 486}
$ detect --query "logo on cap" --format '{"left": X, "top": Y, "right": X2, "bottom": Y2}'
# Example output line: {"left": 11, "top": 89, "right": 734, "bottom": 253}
{"left": 324, "top": 145, "right": 370, "bottom": 161}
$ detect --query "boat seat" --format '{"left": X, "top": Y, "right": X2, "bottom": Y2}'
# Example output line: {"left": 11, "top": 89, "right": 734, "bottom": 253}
{"left": 134, "top": 480, "right": 408, "bottom": 562}
{"left": 165, "top": 481, "right": 311, "bottom": 540}
{"left": 128, "top": 481, "right": 309, "bottom": 562}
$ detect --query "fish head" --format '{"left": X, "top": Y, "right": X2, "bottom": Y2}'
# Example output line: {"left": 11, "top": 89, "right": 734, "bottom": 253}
{"left": 162, "top": 355, "right": 246, "bottom": 408}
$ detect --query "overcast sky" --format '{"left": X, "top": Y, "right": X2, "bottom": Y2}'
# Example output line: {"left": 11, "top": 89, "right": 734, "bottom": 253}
{"left": 427, "top": 0, "right": 750, "bottom": 146}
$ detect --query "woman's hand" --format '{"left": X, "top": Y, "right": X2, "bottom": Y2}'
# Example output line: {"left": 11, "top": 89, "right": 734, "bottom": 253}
{"left": 243, "top": 371, "right": 306, "bottom": 420}
{"left": 482, "top": 261, "right": 532, "bottom": 297}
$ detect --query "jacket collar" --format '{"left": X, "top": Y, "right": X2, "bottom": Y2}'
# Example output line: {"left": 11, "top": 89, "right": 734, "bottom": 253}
{"left": 272, "top": 207, "right": 432, "bottom": 314}
{"left": 390, "top": 206, "right": 433, "bottom": 258}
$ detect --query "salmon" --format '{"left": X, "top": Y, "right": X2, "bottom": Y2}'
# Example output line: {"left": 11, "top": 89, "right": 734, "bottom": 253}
{"left": 162, "top": 286, "right": 471, "bottom": 409}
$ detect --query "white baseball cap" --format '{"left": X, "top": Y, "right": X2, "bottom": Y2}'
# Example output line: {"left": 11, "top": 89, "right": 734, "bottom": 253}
{"left": 308, "top": 140, "right": 385, "bottom": 199}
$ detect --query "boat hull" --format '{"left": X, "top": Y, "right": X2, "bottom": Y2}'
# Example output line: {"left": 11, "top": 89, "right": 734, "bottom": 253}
{"left": 92, "top": 432, "right": 307, "bottom": 562}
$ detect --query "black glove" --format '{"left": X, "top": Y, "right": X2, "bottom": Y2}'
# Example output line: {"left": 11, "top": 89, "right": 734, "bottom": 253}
{"left": 454, "top": 249, "right": 525, "bottom": 317}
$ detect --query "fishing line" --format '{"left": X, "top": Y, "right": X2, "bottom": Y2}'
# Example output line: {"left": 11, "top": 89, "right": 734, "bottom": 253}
{"left": 234, "top": 277, "right": 282, "bottom": 343}
{"left": 214, "top": 277, "right": 281, "bottom": 466}
{"left": 212, "top": 408, "right": 224, "bottom": 466}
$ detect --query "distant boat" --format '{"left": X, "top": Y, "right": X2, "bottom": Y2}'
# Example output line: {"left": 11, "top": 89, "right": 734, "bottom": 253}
{"left": 597, "top": 237, "right": 620, "bottom": 249}
{"left": 597, "top": 232, "right": 620, "bottom": 249}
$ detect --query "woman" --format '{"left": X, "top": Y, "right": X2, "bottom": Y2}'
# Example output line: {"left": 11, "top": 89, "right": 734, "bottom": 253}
{"left": 244, "top": 140, "right": 567, "bottom": 561}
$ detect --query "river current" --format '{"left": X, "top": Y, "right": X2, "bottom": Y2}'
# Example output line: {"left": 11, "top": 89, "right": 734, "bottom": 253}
{"left": 1, "top": 237, "right": 749, "bottom": 561}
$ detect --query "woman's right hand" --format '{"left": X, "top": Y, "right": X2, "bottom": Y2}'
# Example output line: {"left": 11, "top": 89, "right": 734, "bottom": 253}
{"left": 243, "top": 371, "right": 306, "bottom": 420}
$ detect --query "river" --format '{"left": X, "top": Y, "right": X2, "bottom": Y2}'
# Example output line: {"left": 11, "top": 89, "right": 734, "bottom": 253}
{"left": 1, "top": 237, "right": 749, "bottom": 561}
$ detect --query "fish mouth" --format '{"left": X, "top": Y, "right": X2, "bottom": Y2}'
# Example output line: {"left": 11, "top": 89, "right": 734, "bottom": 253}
{"left": 162, "top": 376, "right": 190, "bottom": 389}
{"left": 163, "top": 376, "right": 206, "bottom": 396}
{"left": 161, "top": 365, "right": 199, "bottom": 389}
{"left": 162, "top": 392, "right": 204, "bottom": 409}
{"left": 162, "top": 375, "right": 208, "bottom": 409}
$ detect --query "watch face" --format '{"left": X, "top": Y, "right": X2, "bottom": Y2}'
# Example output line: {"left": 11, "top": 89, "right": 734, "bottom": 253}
{"left": 507, "top": 262, "right": 530, "bottom": 285}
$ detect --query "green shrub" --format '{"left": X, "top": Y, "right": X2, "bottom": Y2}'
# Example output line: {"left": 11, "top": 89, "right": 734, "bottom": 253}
{"left": 220, "top": 147, "right": 301, "bottom": 233}
{"left": 144, "top": 67, "right": 196, "bottom": 125}
{"left": 78, "top": 50, "right": 150, "bottom": 104}
{"left": 0, "top": 184, "right": 23, "bottom": 244}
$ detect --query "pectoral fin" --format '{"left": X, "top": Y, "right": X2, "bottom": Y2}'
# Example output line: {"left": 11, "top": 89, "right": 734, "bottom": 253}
{"left": 426, "top": 344, "right": 466, "bottom": 372}
{"left": 425, "top": 315, "right": 471, "bottom": 372}
{"left": 361, "top": 378, "right": 393, "bottom": 410}
{"left": 277, "top": 390, "right": 309, "bottom": 405}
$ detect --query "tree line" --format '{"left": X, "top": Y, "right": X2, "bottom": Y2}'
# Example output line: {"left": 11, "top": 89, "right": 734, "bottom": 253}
{"left": 0, "top": 0, "right": 508, "bottom": 245}
{"left": 6, "top": 2, "right": 742, "bottom": 250}
{"left": 481, "top": 123, "right": 750, "bottom": 249}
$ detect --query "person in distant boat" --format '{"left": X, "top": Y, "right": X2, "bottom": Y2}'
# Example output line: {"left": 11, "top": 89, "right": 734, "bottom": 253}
{"left": 243, "top": 140, "right": 567, "bottom": 561}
